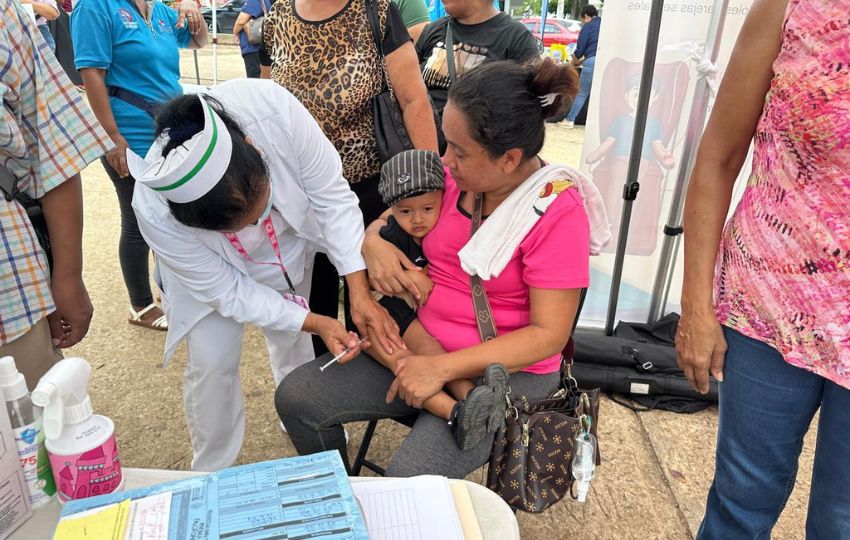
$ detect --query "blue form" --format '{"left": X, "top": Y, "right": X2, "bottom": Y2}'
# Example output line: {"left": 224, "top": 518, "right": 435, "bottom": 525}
{"left": 61, "top": 451, "right": 368, "bottom": 540}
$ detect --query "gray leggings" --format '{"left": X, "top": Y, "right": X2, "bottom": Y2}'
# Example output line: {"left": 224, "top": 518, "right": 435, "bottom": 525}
{"left": 276, "top": 354, "right": 559, "bottom": 478}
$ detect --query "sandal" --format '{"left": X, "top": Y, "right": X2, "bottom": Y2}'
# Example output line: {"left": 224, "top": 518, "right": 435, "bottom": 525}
{"left": 449, "top": 385, "right": 497, "bottom": 451}
{"left": 128, "top": 304, "right": 168, "bottom": 331}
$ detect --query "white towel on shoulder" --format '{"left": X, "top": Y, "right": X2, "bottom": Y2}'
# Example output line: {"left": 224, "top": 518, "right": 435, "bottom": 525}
{"left": 458, "top": 164, "right": 611, "bottom": 280}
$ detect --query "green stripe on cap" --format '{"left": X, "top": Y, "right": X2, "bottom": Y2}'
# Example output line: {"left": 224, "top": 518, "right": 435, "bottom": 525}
{"left": 153, "top": 103, "right": 219, "bottom": 193}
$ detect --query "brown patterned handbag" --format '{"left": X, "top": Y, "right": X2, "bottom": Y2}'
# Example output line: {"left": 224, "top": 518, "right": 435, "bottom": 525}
{"left": 467, "top": 193, "right": 601, "bottom": 513}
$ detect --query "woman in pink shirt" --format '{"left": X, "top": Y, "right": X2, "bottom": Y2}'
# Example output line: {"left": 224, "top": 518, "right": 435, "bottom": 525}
{"left": 277, "top": 58, "right": 590, "bottom": 478}
{"left": 677, "top": 0, "right": 849, "bottom": 536}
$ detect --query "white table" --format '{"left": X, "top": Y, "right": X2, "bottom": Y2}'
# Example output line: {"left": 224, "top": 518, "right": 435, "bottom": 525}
{"left": 10, "top": 468, "right": 519, "bottom": 540}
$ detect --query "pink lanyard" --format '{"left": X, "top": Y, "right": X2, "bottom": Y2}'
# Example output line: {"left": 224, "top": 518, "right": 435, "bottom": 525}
{"left": 225, "top": 216, "right": 297, "bottom": 295}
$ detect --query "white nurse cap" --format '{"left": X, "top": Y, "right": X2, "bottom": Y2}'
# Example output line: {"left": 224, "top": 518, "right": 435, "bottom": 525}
{"left": 127, "top": 95, "right": 233, "bottom": 204}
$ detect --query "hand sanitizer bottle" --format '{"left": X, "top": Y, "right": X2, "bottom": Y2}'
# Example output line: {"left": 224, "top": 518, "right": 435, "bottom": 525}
{"left": 32, "top": 358, "right": 122, "bottom": 503}
{"left": 0, "top": 356, "right": 56, "bottom": 508}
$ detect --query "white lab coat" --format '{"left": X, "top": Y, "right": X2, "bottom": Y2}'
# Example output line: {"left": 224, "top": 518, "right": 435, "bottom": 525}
{"left": 132, "top": 79, "right": 366, "bottom": 470}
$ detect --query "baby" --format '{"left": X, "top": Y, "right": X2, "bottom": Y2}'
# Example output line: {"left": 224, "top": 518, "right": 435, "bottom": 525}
{"left": 377, "top": 149, "right": 445, "bottom": 326}
{"left": 377, "top": 150, "right": 508, "bottom": 450}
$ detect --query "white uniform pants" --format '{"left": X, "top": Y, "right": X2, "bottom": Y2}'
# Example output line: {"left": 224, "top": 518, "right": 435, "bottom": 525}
{"left": 183, "top": 311, "right": 315, "bottom": 471}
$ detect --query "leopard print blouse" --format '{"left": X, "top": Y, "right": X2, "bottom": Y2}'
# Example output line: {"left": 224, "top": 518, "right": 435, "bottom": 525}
{"left": 265, "top": 0, "right": 401, "bottom": 183}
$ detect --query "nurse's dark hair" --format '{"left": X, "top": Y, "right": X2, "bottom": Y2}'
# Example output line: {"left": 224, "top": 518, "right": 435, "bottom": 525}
{"left": 154, "top": 94, "right": 268, "bottom": 231}
{"left": 447, "top": 58, "right": 579, "bottom": 159}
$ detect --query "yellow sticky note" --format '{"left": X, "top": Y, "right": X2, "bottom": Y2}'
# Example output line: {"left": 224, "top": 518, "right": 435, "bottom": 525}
{"left": 53, "top": 499, "right": 130, "bottom": 540}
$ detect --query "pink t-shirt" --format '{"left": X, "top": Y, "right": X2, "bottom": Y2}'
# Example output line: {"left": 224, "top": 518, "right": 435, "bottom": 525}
{"left": 418, "top": 173, "right": 590, "bottom": 374}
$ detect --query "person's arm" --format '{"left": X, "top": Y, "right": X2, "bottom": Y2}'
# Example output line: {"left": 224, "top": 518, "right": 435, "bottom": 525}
{"left": 381, "top": 2, "right": 438, "bottom": 152}
{"left": 676, "top": 0, "right": 788, "bottom": 394}
{"left": 279, "top": 86, "right": 406, "bottom": 353}
{"left": 40, "top": 175, "right": 92, "bottom": 347}
{"left": 173, "top": 0, "right": 208, "bottom": 49}
{"left": 233, "top": 11, "right": 251, "bottom": 41}
{"left": 22, "top": 0, "right": 60, "bottom": 20}
{"left": 362, "top": 212, "right": 423, "bottom": 299}
{"left": 586, "top": 136, "right": 615, "bottom": 164}
{"left": 79, "top": 68, "right": 129, "bottom": 177}
{"left": 405, "top": 267, "right": 432, "bottom": 306}
{"left": 386, "top": 42, "right": 438, "bottom": 152}
{"left": 407, "top": 21, "right": 427, "bottom": 43}
{"left": 573, "top": 25, "right": 589, "bottom": 60}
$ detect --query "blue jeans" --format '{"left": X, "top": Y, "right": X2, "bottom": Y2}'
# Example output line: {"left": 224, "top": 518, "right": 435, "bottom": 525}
{"left": 567, "top": 55, "right": 595, "bottom": 122}
{"left": 698, "top": 327, "right": 850, "bottom": 539}
{"left": 38, "top": 25, "right": 56, "bottom": 53}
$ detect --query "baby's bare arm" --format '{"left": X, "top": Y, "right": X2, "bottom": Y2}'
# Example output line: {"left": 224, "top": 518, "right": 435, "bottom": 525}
{"left": 405, "top": 267, "right": 433, "bottom": 306}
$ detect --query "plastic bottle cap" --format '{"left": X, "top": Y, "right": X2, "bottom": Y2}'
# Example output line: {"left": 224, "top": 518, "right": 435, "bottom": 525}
{"left": 64, "top": 395, "right": 93, "bottom": 425}
{"left": 576, "top": 480, "right": 590, "bottom": 503}
{"left": 0, "top": 356, "right": 28, "bottom": 402}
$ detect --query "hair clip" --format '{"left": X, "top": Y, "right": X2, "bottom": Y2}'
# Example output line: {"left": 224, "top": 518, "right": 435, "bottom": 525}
{"left": 538, "top": 93, "right": 558, "bottom": 107}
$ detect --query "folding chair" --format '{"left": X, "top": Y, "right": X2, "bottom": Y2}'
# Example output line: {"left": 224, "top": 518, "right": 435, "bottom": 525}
{"left": 351, "top": 414, "right": 418, "bottom": 476}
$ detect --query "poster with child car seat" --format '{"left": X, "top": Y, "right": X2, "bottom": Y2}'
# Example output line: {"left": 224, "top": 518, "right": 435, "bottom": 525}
{"left": 577, "top": 0, "right": 754, "bottom": 325}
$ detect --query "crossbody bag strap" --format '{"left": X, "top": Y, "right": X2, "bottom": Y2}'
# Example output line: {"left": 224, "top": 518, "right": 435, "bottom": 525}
{"left": 469, "top": 193, "right": 498, "bottom": 342}
{"left": 445, "top": 20, "right": 456, "bottom": 83}
{"left": 364, "top": 0, "right": 389, "bottom": 90}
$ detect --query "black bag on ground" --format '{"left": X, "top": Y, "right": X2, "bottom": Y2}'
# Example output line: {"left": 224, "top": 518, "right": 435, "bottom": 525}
{"left": 572, "top": 313, "right": 717, "bottom": 413}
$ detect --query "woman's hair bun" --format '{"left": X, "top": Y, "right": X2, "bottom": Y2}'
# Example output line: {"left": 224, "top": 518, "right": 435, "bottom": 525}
{"left": 529, "top": 57, "right": 580, "bottom": 119}
{"left": 155, "top": 94, "right": 213, "bottom": 156}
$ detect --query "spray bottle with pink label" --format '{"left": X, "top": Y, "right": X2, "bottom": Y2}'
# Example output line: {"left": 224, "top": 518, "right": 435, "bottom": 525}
{"left": 31, "top": 358, "right": 122, "bottom": 503}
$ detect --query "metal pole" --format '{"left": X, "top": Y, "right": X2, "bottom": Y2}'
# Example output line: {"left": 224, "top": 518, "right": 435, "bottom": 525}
{"left": 212, "top": 1, "right": 218, "bottom": 84}
{"left": 540, "top": 0, "right": 549, "bottom": 45}
{"left": 193, "top": 50, "right": 201, "bottom": 84}
{"left": 603, "top": 0, "right": 665, "bottom": 336}
{"left": 646, "top": 0, "right": 728, "bottom": 323}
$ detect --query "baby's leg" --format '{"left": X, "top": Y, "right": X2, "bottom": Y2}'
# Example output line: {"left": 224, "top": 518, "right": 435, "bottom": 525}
{"left": 403, "top": 322, "right": 478, "bottom": 420}
{"left": 364, "top": 319, "right": 458, "bottom": 419}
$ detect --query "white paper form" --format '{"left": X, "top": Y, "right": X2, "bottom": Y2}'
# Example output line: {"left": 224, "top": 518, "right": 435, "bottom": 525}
{"left": 126, "top": 492, "right": 172, "bottom": 540}
{"left": 352, "top": 476, "right": 464, "bottom": 540}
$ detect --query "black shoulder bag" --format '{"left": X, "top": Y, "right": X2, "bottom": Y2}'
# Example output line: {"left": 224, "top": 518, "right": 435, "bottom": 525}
{"left": 364, "top": 0, "right": 413, "bottom": 165}
{"left": 0, "top": 166, "right": 52, "bottom": 272}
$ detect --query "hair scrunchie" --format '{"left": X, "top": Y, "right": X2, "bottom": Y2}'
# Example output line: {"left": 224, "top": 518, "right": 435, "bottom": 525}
{"left": 168, "top": 122, "right": 204, "bottom": 144}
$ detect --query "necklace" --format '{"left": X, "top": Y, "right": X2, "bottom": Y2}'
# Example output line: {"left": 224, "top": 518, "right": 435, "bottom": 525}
{"left": 132, "top": 0, "right": 157, "bottom": 39}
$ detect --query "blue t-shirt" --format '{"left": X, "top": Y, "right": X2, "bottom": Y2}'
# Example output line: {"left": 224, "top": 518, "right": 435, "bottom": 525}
{"left": 608, "top": 115, "right": 664, "bottom": 159}
{"left": 239, "top": 0, "right": 271, "bottom": 55}
{"left": 71, "top": 0, "right": 191, "bottom": 156}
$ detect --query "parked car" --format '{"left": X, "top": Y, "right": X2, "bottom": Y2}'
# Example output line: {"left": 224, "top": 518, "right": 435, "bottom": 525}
{"left": 520, "top": 17, "right": 580, "bottom": 48}
{"left": 201, "top": 0, "right": 245, "bottom": 35}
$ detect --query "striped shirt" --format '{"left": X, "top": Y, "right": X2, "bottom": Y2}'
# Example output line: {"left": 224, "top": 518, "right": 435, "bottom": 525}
{"left": 0, "top": 0, "right": 112, "bottom": 344}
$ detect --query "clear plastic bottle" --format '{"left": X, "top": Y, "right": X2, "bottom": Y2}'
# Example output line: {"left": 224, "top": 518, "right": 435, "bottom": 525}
{"left": 571, "top": 431, "right": 597, "bottom": 503}
{"left": 0, "top": 356, "right": 56, "bottom": 508}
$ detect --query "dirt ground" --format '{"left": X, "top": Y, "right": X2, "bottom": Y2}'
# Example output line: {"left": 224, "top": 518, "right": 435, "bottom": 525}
{"left": 61, "top": 46, "right": 815, "bottom": 539}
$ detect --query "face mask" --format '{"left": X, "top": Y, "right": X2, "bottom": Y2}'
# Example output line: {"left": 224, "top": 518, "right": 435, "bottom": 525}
{"left": 255, "top": 181, "right": 274, "bottom": 224}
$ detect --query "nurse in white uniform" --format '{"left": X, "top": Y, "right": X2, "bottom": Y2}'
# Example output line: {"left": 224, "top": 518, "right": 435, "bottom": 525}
{"left": 128, "top": 79, "right": 403, "bottom": 471}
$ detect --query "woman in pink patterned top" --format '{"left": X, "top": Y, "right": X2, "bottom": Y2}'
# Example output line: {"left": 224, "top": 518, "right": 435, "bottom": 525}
{"left": 677, "top": 0, "right": 849, "bottom": 537}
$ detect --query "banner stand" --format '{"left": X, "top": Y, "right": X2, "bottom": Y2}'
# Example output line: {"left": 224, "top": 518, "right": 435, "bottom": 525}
{"left": 603, "top": 0, "right": 665, "bottom": 335}
{"left": 646, "top": 0, "right": 729, "bottom": 323}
